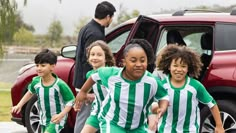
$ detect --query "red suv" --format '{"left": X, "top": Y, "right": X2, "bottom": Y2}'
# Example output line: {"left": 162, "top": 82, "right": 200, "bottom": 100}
{"left": 11, "top": 10, "right": 236, "bottom": 132}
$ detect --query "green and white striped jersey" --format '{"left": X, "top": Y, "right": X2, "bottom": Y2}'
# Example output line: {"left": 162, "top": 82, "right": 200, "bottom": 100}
{"left": 91, "top": 67, "right": 168, "bottom": 130}
{"left": 28, "top": 73, "right": 75, "bottom": 126}
{"left": 86, "top": 69, "right": 107, "bottom": 116}
{"left": 158, "top": 76, "right": 216, "bottom": 133}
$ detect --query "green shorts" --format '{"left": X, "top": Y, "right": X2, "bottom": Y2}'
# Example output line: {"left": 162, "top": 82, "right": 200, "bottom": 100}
{"left": 99, "top": 117, "right": 148, "bottom": 133}
{"left": 85, "top": 115, "right": 100, "bottom": 129}
{"left": 41, "top": 122, "right": 63, "bottom": 133}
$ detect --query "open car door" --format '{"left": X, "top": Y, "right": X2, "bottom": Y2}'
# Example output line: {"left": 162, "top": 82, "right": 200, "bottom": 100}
{"left": 115, "top": 15, "right": 160, "bottom": 72}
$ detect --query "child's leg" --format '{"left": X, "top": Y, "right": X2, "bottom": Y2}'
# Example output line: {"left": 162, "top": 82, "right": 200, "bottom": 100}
{"left": 81, "top": 125, "right": 98, "bottom": 133}
{"left": 81, "top": 115, "right": 99, "bottom": 133}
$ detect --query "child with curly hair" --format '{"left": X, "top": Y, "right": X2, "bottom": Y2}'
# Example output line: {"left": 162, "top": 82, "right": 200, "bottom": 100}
{"left": 153, "top": 45, "right": 224, "bottom": 133}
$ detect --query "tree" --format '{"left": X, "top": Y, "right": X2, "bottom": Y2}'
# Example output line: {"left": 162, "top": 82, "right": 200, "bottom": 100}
{"left": 15, "top": 12, "right": 35, "bottom": 32}
{"left": 47, "top": 20, "right": 63, "bottom": 47}
{"left": 0, "top": 0, "right": 17, "bottom": 57}
{"left": 13, "top": 27, "right": 34, "bottom": 45}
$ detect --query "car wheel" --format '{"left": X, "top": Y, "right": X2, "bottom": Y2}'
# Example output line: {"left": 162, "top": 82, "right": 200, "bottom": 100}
{"left": 25, "top": 95, "right": 40, "bottom": 133}
{"left": 200, "top": 100, "right": 236, "bottom": 133}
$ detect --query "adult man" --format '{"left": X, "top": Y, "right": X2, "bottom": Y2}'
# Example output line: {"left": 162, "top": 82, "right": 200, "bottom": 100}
{"left": 73, "top": 1, "right": 116, "bottom": 133}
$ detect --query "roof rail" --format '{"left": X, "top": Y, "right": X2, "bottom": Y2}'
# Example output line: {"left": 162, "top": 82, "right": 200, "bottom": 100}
{"left": 230, "top": 7, "right": 236, "bottom": 15}
{"left": 172, "top": 9, "right": 221, "bottom": 16}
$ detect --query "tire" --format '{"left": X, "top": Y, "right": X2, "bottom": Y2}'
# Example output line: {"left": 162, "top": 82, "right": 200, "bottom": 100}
{"left": 25, "top": 95, "right": 40, "bottom": 133}
{"left": 200, "top": 100, "right": 236, "bottom": 133}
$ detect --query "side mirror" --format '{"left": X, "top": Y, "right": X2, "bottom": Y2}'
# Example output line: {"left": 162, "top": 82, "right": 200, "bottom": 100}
{"left": 61, "top": 45, "right": 77, "bottom": 59}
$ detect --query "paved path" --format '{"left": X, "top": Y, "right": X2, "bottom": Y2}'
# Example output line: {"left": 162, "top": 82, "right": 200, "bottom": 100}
{"left": 0, "top": 122, "right": 27, "bottom": 133}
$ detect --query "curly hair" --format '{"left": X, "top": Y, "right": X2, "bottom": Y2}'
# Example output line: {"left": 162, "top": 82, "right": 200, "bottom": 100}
{"left": 87, "top": 40, "right": 115, "bottom": 66}
{"left": 157, "top": 45, "right": 203, "bottom": 78}
{"left": 123, "top": 39, "right": 155, "bottom": 65}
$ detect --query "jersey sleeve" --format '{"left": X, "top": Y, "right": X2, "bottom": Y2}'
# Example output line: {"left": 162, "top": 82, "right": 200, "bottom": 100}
{"left": 196, "top": 81, "right": 216, "bottom": 108}
{"left": 91, "top": 67, "right": 118, "bottom": 88}
{"left": 154, "top": 79, "right": 169, "bottom": 101}
{"left": 59, "top": 80, "right": 75, "bottom": 106}
{"left": 28, "top": 76, "right": 39, "bottom": 94}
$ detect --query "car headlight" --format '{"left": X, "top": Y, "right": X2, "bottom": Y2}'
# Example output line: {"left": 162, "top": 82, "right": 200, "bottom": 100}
{"left": 18, "top": 63, "right": 35, "bottom": 75}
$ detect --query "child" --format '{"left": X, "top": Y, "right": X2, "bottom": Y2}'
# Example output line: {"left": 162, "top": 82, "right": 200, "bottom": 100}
{"left": 11, "top": 49, "right": 75, "bottom": 133}
{"left": 154, "top": 45, "right": 224, "bottom": 133}
{"left": 78, "top": 40, "right": 116, "bottom": 133}
{"left": 74, "top": 39, "right": 169, "bottom": 133}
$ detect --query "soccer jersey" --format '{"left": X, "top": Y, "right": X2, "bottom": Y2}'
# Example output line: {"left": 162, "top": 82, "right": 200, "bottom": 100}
{"left": 28, "top": 73, "right": 75, "bottom": 126}
{"left": 158, "top": 75, "right": 216, "bottom": 133}
{"left": 91, "top": 67, "right": 168, "bottom": 130}
{"left": 86, "top": 69, "right": 107, "bottom": 116}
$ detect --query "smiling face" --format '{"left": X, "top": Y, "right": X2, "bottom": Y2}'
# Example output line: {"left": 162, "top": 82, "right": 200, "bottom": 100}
{"left": 169, "top": 58, "right": 188, "bottom": 83}
{"left": 122, "top": 47, "right": 148, "bottom": 80}
{"left": 36, "top": 63, "right": 55, "bottom": 78}
{"left": 88, "top": 45, "right": 106, "bottom": 70}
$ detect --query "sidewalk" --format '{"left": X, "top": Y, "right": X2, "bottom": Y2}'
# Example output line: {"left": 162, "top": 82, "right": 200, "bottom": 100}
{"left": 0, "top": 122, "right": 27, "bottom": 133}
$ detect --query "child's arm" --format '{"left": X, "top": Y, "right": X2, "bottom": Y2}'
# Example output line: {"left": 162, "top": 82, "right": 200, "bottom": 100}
{"left": 11, "top": 91, "right": 33, "bottom": 114}
{"left": 74, "top": 77, "right": 95, "bottom": 112}
{"left": 51, "top": 106, "right": 72, "bottom": 124}
{"left": 210, "top": 105, "right": 225, "bottom": 133}
{"left": 157, "top": 100, "right": 168, "bottom": 118}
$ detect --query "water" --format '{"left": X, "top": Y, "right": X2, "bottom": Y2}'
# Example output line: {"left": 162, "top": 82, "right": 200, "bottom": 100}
{"left": 0, "top": 53, "right": 35, "bottom": 83}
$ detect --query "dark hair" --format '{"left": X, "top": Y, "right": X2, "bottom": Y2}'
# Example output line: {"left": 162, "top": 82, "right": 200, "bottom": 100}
{"left": 87, "top": 40, "right": 115, "bottom": 66}
{"left": 95, "top": 1, "right": 116, "bottom": 19}
{"left": 167, "top": 30, "right": 186, "bottom": 46}
{"left": 123, "top": 39, "right": 155, "bottom": 65}
{"left": 158, "top": 45, "right": 203, "bottom": 78}
{"left": 34, "top": 49, "right": 57, "bottom": 65}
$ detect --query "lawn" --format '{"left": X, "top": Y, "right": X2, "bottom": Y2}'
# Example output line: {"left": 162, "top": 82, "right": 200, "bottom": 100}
{"left": 0, "top": 82, "right": 12, "bottom": 121}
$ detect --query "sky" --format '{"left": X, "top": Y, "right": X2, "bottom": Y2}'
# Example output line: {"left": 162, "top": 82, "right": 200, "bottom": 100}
{"left": 15, "top": 0, "right": 236, "bottom": 36}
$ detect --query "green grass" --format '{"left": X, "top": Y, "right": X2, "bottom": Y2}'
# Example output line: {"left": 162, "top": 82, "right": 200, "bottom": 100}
{"left": 0, "top": 82, "right": 12, "bottom": 121}
{"left": 0, "top": 82, "right": 12, "bottom": 90}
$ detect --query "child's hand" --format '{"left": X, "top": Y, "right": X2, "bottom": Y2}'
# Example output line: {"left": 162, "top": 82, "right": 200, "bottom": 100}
{"left": 11, "top": 105, "right": 21, "bottom": 114}
{"left": 148, "top": 114, "right": 158, "bottom": 132}
{"left": 215, "top": 126, "right": 225, "bottom": 133}
{"left": 74, "top": 91, "right": 87, "bottom": 112}
{"left": 51, "top": 114, "right": 63, "bottom": 124}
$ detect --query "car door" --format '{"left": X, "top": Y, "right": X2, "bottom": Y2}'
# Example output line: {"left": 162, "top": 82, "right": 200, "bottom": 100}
{"left": 115, "top": 15, "right": 160, "bottom": 71}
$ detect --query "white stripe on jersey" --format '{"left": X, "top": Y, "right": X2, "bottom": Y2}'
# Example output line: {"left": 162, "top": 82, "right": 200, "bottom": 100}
{"left": 36, "top": 82, "right": 46, "bottom": 125}
{"left": 162, "top": 83, "right": 174, "bottom": 133}
{"left": 176, "top": 88, "right": 188, "bottom": 132}
{"left": 131, "top": 83, "right": 144, "bottom": 129}
{"left": 118, "top": 80, "right": 129, "bottom": 127}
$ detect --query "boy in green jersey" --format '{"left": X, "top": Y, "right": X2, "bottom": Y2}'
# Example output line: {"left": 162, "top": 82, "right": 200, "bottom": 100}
{"left": 12, "top": 49, "right": 75, "bottom": 133}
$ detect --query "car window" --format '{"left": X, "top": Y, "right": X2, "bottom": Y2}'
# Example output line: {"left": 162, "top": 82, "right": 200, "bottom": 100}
{"left": 184, "top": 33, "right": 203, "bottom": 55}
{"left": 215, "top": 23, "right": 236, "bottom": 51}
{"left": 156, "top": 26, "right": 212, "bottom": 56}
{"left": 108, "top": 30, "right": 130, "bottom": 53}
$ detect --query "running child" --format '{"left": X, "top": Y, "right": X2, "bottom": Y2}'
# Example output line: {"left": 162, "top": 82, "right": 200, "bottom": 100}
{"left": 74, "top": 39, "right": 169, "bottom": 133}
{"left": 12, "top": 49, "right": 75, "bottom": 133}
{"left": 154, "top": 44, "right": 224, "bottom": 133}
{"left": 78, "top": 40, "right": 115, "bottom": 133}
